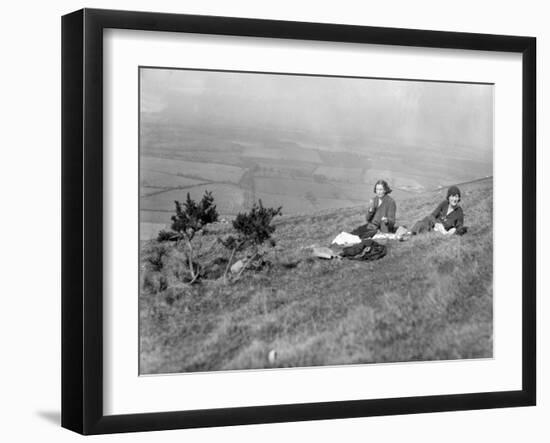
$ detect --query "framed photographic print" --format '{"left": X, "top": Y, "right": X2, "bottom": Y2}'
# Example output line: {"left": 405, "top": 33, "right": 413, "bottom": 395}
{"left": 61, "top": 8, "right": 536, "bottom": 435}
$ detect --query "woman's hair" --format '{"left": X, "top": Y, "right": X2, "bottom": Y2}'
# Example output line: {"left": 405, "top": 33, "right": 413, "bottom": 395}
{"left": 446, "top": 185, "right": 461, "bottom": 202}
{"left": 373, "top": 179, "right": 392, "bottom": 194}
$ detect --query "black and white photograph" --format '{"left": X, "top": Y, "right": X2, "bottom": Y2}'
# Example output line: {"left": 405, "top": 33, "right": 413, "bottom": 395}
{"left": 139, "top": 67, "right": 494, "bottom": 375}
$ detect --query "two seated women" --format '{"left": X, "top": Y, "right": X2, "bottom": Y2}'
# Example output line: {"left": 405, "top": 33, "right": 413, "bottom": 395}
{"left": 351, "top": 180, "right": 465, "bottom": 240}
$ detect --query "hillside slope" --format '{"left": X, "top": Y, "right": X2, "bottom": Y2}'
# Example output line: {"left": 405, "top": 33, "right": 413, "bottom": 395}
{"left": 139, "top": 179, "right": 493, "bottom": 374}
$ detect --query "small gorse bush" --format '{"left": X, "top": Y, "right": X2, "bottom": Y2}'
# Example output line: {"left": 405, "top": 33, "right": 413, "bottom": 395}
{"left": 157, "top": 191, "right": 219, "bottom": 283}
{"left": 155, "top": 192, "right": 282, "bottom": 285}
{"left": 221, "top": 200, "right": 282, "bottom": 282}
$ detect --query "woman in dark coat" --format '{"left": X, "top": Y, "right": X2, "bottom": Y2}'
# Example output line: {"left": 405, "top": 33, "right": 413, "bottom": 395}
{"left": 411, "top": 185, "right": 464, "bottom": 235}
{"left": 351, "top": 180, "right": 397, "bottom": 239}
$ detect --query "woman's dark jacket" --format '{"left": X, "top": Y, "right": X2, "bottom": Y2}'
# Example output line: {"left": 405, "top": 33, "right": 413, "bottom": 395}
{"left": 367, "top": 195, "right": 397, "bottom": 231}
{"left": 430, "top": 200, "right": 464, "bottom": 230}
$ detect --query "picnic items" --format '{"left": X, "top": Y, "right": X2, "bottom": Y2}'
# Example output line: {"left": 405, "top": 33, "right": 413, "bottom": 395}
{"left": 341, "top": 239, "right": 387, "bottom": 261}
{"left": 331, "top": 231, "right": 362, "bottom": 246}
{"left": 312, "top": 239, "right": 387, "bottom": 262}
{"left": 372, "top": 225, "right": 409, "bottom": 241}
{"left": 312, "top": 246, "right": 339, "bottom": 259}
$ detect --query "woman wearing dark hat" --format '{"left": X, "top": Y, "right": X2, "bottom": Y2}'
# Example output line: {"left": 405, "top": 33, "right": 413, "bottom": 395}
{"left": 411, "top": 185, "right": 465, "bottom": 235}
{"left": 351, "top": 179, "right": 397, "bottom": 239}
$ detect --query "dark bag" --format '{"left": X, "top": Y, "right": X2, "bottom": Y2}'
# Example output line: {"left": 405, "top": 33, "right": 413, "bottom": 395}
{"left": 341, "top": 241, "right": 369, "bottom": 257}
{"left": 341, "top": 239, "right": 387, "bottom": 261}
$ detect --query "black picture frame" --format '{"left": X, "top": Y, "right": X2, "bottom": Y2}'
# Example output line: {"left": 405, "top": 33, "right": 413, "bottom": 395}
{"left": 61, "top": 8, "right": 536, "bottom": 435}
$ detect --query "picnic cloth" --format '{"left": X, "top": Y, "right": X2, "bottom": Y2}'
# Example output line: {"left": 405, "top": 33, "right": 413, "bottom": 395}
{"left": 331, "top": 231, "right": 362, "bottom": 246}
{"left": 372, "top": 225, "right": 409, "bottom": 241}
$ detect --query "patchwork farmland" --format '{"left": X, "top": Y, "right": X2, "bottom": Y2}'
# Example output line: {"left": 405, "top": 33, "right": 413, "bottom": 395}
{"left": 139, "top": 124, "right": 492, "bottom": 240}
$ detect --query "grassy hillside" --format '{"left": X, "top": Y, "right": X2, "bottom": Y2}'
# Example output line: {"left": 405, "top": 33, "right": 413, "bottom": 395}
{"left": 139, "top": 178, "right": 493, "bottom": 374}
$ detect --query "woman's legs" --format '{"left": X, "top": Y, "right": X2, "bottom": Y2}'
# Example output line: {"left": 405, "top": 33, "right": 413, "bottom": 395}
{"left": 351, "top": 222, "right": 379, "bottom": 239}
{"left": 411, "top": 216, "right": 433, "bottom": 235}
{"left": 379, "top": 220, "right": 395, "bottom": 233}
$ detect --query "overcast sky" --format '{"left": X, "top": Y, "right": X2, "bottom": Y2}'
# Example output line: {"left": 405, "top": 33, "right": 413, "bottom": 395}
{"left": 140, "top": 68, "right": 493, "bottom": 157}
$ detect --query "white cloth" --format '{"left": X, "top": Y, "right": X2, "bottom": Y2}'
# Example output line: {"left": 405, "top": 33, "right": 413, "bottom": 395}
{"left": 331, "top": 231, "right": 362, "bottom": 246}
{"left": 372, "top": 232, "right": 397, "bottom": 240}
{"left": 372, "top": 226, "right": 409, "bottom": 241}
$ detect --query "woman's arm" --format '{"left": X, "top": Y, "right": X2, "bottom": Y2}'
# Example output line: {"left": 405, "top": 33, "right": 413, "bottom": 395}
{"left": 366, "top": 197, "right": 376, "bottom": 222}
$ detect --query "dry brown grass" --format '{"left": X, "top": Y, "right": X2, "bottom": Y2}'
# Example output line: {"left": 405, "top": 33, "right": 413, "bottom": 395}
{"left": 139, "top": 179, "right": 493, "bottom": 374}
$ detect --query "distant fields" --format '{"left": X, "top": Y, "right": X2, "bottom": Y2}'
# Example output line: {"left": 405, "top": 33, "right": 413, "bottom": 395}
{"left": 141, "top": 156, "right": 246, "bottom": 183}
{"left": 138, "top": 123, "right": 492, "bottom": 239}
{"left": 141, "top": 184, "right": 246, "bottom": 216}
{"left": 255, "top": 192, "right": 358, "bottom": 215}
{"left": 256, "top": 177, "right": 343, "bottom": 199}
{"left": 241, "top": 145, "right": 322, "bottom": 163}
{"left": 313, "top": 165, "right": 364, "bottom": 182}
{"left": 141, "top": 170, "right": 207, "bottom": 189}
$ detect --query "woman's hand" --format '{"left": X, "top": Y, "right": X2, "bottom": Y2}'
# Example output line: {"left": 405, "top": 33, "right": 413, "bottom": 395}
{"left": 368, "top": 198, "right": 375, "bottom": 212}
{"left": 381, "top": 216, "right": 388, "bottom": 223}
